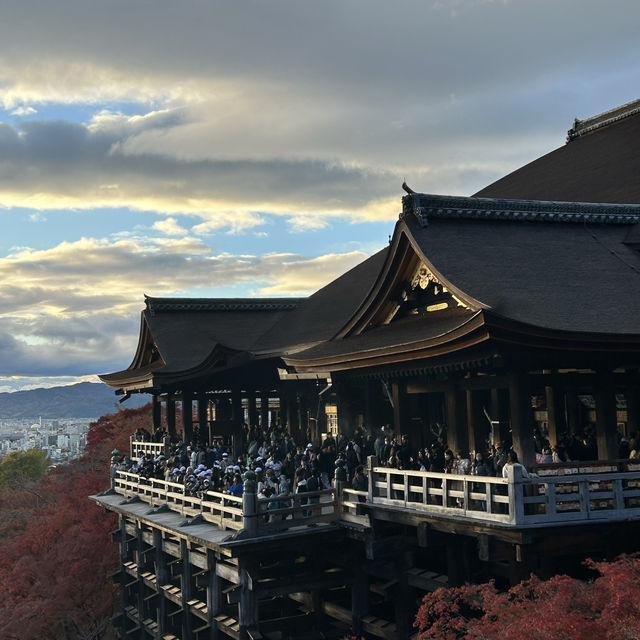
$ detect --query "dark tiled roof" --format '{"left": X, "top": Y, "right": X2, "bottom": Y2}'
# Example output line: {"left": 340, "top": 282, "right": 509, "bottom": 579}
{"left": 285, "top": 309, "right": 480, "bottom": 364}
{"left": 402, "top": 212, "right": 640, "bottom": 334}
{"left": 474, "top": 103, "right": 640, "bottom": 203}
{"left": 403, "top": 193, "right": 640, "bottom": 225}
{"left": 145, "top": 296, "right": 303, "bottom": 313}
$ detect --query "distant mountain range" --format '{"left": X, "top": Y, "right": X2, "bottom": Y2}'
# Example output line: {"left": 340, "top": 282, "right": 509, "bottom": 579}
{"left": 0, "top": 382, "right": 150, "bottom": 419}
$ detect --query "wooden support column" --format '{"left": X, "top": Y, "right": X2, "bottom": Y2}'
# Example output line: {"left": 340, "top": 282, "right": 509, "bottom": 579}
{"left": 182, "top": 390, "right": 194, "bottom": 445}
{"left": 466, "top": 389, "right": 486, "bottom": 454}
{"left": 627, "top": 386, "right": 639, "bottom": 436}
{"left": 198, "top": 392, "right": 208, "bottom": 443}
{"left": 392, "top": 380, "right": 408, "bottom": 436}
{"left": 206, "top": 549, "right": 222, "bottom": 640}
{"left": 260, "top": 392, "right": 270, "bottom": 430}
{"left": 237, "top": 561, "right": 258, "bottom": 640}
{"left": 489, "top": 388, "right": 508, "bottom": 445}
{"left": 181, "top": 539, "right": 193, "bottom": 640}
{"left": 394, "top": 553, "right": 411, "bottom": 639}
{"left": 248, "top": 391, "right": 258, "bottom": 428}
{"left": 154, "top": 529, "right": 168, "bottom": 634}
{"left": 545, "top": 383, "right": 565, "bottom": 448}
{"left": 446, "top": 380, "right": 468, "bottom": 454}
{"left": 595, "top": 372, "right": 618, "bottom": 460}
{"left": 288, "top": 390, "right": 300, "bottom": 440}
{"left": 509, "top": 372, "right": 536, "bottom": 468}
{"left": 231, "top": 388, "right": 243, "bottom": 428}
{"left": 152, "top": 395, "right": 162, "bottom": 432}
{"left": 351, "top": 562, "right": 369, "bottom": 637}
{"left": 566, "top": 390, "right": 582, "bottom": 435}
{"left": 136, "top": 523, "right": 146, "bottom": 624}
{"left": 279, "top": 390, "right": 289, "bottom": 431}
{"left": 446, "top": 540, "right": 465, "bottom": 587}
{"left": 167, "top": 395, "right": 177, "bottom": 438}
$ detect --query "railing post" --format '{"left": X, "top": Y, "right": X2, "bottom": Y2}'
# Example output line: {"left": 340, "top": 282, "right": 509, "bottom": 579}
{"left": 129, "top": 435, "right": 134, "bottom": 459}
{"left": 242, "top": 470, "right": 258, "bottom": 537}
{"left": 367, "top": 456, "right": 377, "bottom": 503}
{"left": 335, "top": 458, "right": 347, "bottom": 518}
{"left": 578, "top": 479, "right": 591, "bottom": 518}
{"left": 506, "top": 466, "right": 525, "bottom": 525}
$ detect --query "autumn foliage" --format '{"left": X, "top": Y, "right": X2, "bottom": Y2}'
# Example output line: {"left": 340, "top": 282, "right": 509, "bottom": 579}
{"left": 0, "top": 404, "right": 151, "bottom": 640}
{"left": 415, "top": 554, "right": 640, "bottom": 640}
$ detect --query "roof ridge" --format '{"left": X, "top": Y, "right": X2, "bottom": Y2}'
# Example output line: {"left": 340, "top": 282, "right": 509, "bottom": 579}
{"left": 144, "top": 296, "right": 305, "bottom": 314}
{"left": 402, "top": 193, "right": 640, "bottom": 226}
{"left": 566, "top": 98, "right": 640, "bottom": 142}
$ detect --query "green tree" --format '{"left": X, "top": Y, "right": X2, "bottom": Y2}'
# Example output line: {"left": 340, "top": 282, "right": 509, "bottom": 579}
{"left": 0, "top": 449, "right": 50, "bottom": 488}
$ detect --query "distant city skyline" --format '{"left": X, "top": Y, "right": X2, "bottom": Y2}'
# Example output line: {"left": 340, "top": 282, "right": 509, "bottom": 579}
{"left": 1, "top": 0, "right": 639, "bottom": 391}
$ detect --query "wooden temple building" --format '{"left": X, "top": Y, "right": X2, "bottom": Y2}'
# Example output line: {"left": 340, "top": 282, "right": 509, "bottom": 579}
{"left": 93, "top": 100, "right": 640, "bottom": 639}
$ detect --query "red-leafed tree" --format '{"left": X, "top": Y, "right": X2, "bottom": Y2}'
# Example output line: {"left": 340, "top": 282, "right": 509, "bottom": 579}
{"left": 415, "top": 554, "right": 640, "bottom": 640}
{"left": 0, "top": 404, "right": 151, "bottom": 640}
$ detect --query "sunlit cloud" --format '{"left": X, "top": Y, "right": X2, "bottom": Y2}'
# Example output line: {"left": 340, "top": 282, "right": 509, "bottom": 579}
{"left": 0, "top": 234, "right": 370, "bottom": 377}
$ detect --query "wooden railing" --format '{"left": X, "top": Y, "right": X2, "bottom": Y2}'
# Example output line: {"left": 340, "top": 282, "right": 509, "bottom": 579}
{"left": 113, "top": 471, "right": 244, "bottom": 530}
{"left": 112, "top": 461, "right": 640, "bottom": 535}
{"left": 130, "top": 438, "right": 170, "bottom": 460}
{"left": 252, "top": 488, "right": 339, "bottom": 534}
{"left": 369, "top": 465, "right": 513, "bottom": 524}
{"left": 368, "top": 462, "right": 640, "bottom": 527}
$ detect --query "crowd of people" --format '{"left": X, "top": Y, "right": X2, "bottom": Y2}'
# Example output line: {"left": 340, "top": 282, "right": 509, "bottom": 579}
{"left": 112, "top": 420, "right": 638, "bottom": 506}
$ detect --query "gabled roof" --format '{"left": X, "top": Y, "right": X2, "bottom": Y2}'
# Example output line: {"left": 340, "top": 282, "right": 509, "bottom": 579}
{"left": 474, "top": 99, "right": 640, "bottom": 204}
{"left": 100, "top": 297, "right": 304, "bottom": 390}
{"left": 284, "top": 193, "right": 640, "bottom": 372}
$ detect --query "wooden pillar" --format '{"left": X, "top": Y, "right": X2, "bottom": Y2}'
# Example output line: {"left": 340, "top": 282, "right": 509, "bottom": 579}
{"left": 446, "top": 380, "right": 468, "bottom": 454}
{"left": 509, "top": 372, "right": 535, "bottom": 468}
{"left": 154, "top": 529, "right": 168, "bottom": 634}
{"left": 152, "top": 395, "right": 161, "bottom": 432}
{"left": 627, "top": 386, "right": 639, "bottom": 436}
{"left": 167, "top": 395, "right": 177, "bottom": 438}
{"left": 288, "top": 390, "right": 300, "bottom": 439}
{"left": 248, "top": 391, "right": 258, "bottom": 428}
{"left": 207, "top": 549, "right": 222, "bottom": 640}
{"left": 392, "top": 380, "right": 409, "bottom": 436}
{"left": 180, "top": 539, "right": 192, "bottom": 639}
{"left": 594, "top": 372, "right": 618, "bottom": 460}
{"left": 182, "top": 390, "right": 194, "bottom": 445}
{"left": 566, "top": 390, "right": 582, "bottom": 435}
{"left": 231, "top": 388, "right": 243, "bottom": 423}
{"left": 136, "top": 523, "right": 146, "bottom": 624}
{"left": 489, "top": 388, "right": 508, "bottom": 445}
{"left": 351, "top": 562, "right": 369, "bottom": 637}
{"left": 446, "top": 539, "right": 465, "bottom": 587}
{"left": 279, "top": 390, "right": 289, "bottom": 430}
{"left": 545, "top": 384, "right": 565, "bottom": 448}
{"left": 394, "top": 553, "right": 411, "bottom": 639}
{"left": 198, "top": 392, "right": 208, "bottom": 443}
{"left": 260, "top": 392, "right": 270, "bottom": 430}
{"left": 466, "top": 389, "right": 487, "bottom": 454}
{"left": 238, "top": 562, "right": 258, "bottom": 640}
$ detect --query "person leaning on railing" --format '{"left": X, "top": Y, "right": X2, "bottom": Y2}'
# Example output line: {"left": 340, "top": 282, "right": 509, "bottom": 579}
{"left": 501, "top": 451, "right": 529, "bottom": 478}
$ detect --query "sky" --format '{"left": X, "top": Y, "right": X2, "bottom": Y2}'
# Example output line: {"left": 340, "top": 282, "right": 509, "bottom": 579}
{"left": 0, "top": 0, "right": 639, "bottom": 393}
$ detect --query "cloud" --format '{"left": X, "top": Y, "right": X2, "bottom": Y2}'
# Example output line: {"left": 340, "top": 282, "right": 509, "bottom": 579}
{"left": 0, "top": 234, "right": 372, "bottom": 376}
{"left": 0, "top": 1, "right": 636, "bottom": 225}
{"left": 151, "top": 217, "right": 189, "bottom": 236}
{"left": 10, "top": 105, "right": 37, "bottom": 116}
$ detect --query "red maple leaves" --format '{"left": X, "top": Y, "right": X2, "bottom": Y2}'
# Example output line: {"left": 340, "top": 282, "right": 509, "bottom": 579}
{"left": 0, "top": 404, "right": 151, "bottom": 640}
{"left": 415, "top": 554, "right": 640, "bottom": 640}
